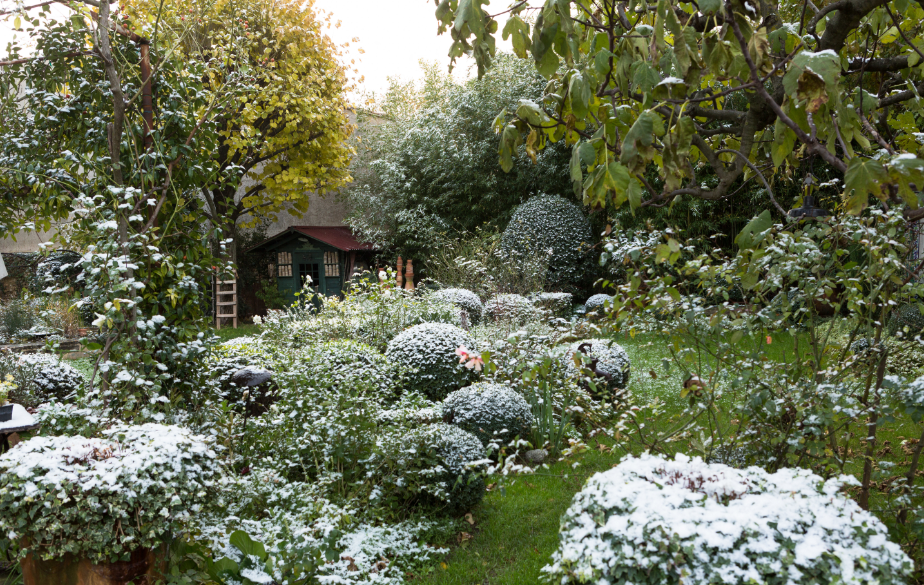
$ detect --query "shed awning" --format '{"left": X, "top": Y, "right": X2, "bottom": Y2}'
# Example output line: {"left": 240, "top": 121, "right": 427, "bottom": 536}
{"left": 246, "top": 226, "right": 376, "bottom": 253}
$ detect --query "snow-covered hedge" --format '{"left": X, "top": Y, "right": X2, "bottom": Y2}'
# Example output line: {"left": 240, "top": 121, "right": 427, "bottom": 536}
{"left": 443, "top": 382, "right": 534, "bottom": 448}
{"left": 888, "top": 303, "right": 924, "bottom": 338}
{"left": 375, "top": 422, "right": 487, "bottom": 516}
{"left": 584, "top": 293, "right": 612, "bottom": 314}
{"left": 204, "top": 337, "right": 276, "bottom": 405}
{"left": 385, "top": 323, "right": 481, "bottom": 401}
{"left": 564, "top": 338, "right": 631, "bottom": 390}
{"left": 545, "top": 453, "right": 913, "bottom": 585}
{"left": 483, "top": 294, "right": 537, "bottom": 324}
{"left": 0, "top": 424, "right": 220, "bottom": 562}
{"left": 0, "top": 352, "right": 84, "bottom": 406}
{"left": 500, "top": 194, "right": 593, "bottom": 289}
{"left": 297, "top": 339, "right": 402, "bottom": 400}
{"left": 532, "top": 292, "right": 573, "bottom": 317}
{"left": 433, "top": 288, "right": 484, "bottom": 326}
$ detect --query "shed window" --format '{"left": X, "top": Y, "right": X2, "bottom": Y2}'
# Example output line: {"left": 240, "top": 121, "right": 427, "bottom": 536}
{"left": 277, "top": 252, "right": 292, "bottom": 277}
{"left": 324, "top": 251, "right": 340, "bottom": 277}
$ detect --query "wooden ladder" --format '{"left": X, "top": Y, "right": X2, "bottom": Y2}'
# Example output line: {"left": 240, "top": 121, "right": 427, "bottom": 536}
{"left": 215, "top": 277, "right": 238, "bottom": 329}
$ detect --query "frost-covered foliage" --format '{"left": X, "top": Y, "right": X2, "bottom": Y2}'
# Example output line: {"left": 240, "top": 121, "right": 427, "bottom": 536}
{"left": 564, "top": 338, "right": 631, "bottom": 390}
{"left": 888, "top": 303, "right": 924, "bottom": 339}
{"left": 33, "top": 250, "right": 83, "bottom": 294}
{"left": 434, "top": 288, "right": 484, "bottom": 326}
{"left": 375, "top": 422, "right": 487, "bottom": 516}
{"left": 0, "top": 424, "right": 221, "bottom": 563}
{"left": 500, "top": 193, "right": 593, "bottom": 290}
{"left": 0, "top": 352, "right": 85, "bottom": 406}
{"left": 260, "top": 278, "right": 460, "bottom": 351}
{"left": 297, "top": 339, "right": 403, "bottom": 401}
{"left": 532, "top": 292, "right": 573, "bottom": 317}
{"left": 545, "top": 453, "right": 913, "bottom": 585}
{"left": 483, "top": 293, "right": 538, "bottom": 324}
{"left": 443, "top": 382, "right": 534, "bottom": 448}
{"left": 584, "top": 293, "right": 612, "bottom": 313}
{"left": 385, "top": 323, "right": 481, "bottom": 401}
{"left": 33, "top": 402, "right": 109, "bottom": 438}
{"left": 202, "top": 337, "right": 277, "bottom": 408}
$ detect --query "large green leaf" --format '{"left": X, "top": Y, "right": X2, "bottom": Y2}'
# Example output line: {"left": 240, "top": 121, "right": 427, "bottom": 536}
{"left": 502, "top": 16, "right": 531, "bottom": 58}
{"left": 230, "top": 530, "right": 267, "bottom": 561}
{"left": 843, "top": 157, "right": 888, "bottom": 214}
{"left": 568, "top": 72, "right": 592, "bottom": 118}
{"left": 735, "top": 210, "right": 773, "bottom": 250}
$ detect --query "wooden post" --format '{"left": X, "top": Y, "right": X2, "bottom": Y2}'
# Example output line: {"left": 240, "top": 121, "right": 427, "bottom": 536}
{"left": 404, "top": 259, "right": 415, "bottom": 290}
{"left": 396, "top": 256, "right": 404, "bottom": 288}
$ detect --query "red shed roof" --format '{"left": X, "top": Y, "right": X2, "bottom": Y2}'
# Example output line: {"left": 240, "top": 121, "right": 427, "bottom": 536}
{"left": 292, "top": 226, "right": 376, "bottom": 251}
{"left": 246, "top": 226, "right": 376, "bottom": 253}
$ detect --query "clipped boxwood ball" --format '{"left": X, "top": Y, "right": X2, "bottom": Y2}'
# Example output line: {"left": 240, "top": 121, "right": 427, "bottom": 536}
{"left": 484, "top": 294, "right": 536, "bottom": 324}
{"left": 532, "top": 292, "right": 573, "bottom": 318}
{"left": 18, "top": 353, "right": 84, "bottom": 403}
{"left": 888, "top": 303, "right": 924, "bottom": 339}
{"left": 299, "top": 340, "right": 402, "bottom": 401}
{"left": 376, "top": 422, "right": 486, "bottom": 516}
{"left": 500, "top": 193, "right": 593, "bottom": 289}
{"left": 584, "top": 293, "right": 612, "bottom": 313}
{"left": 443, "top": 382, "right": 534, "bottom": 448}
{"left": 434, "top": 288, "right": 484, "bottom": 326}
{"left": 545, "top": 453, "right": 912, "bottom": 585}
{"left": 385, "top": 323, "right": 481, "bottom": 401}
{"left": 565, "top": 338, "right": 631, "bottom": 390}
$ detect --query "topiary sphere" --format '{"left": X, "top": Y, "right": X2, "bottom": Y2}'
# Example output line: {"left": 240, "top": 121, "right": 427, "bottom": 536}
{"left": 443, "top": 382, "right": 534, "bottom": 448}
{"left": 18, "top": 353, "right": 84, "bottom": 402}
{"left": 416, "top": 422, "right": 486, "bottom": 515}
{"left": 584, "top": 293, "right": 612, "bottom": 313}
{"left": 565, "top": 338, "right": 631, "bottom": 390}
{"left": 483, "top": 294, "right": 536, "bottom": 324}
{"left": 385, "top": 323, "right": 481, "bottom": 401}
{"left": 434, "top": 288, "right": 484, "bottom": 326}
{"left": 532, "top": 292, "right": 573, "bottom": 318}
{"left": 500, "top": 194, "right": 593, "bottom": 289}
{"left": 299, "top": 339, "right": 402, "bottom": 401}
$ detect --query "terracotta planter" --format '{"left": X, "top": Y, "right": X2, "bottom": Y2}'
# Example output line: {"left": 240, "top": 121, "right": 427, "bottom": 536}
{"left": 21, "top": 545, "right": 165, "bottom": 585}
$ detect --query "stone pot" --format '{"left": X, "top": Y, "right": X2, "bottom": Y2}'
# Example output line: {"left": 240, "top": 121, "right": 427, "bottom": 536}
{"left": 21, "top": 544, "right": 165, "bottom": 585}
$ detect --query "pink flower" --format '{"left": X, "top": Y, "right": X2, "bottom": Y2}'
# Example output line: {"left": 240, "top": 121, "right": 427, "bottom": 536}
{"left": 456, "top": 346, "right": 483, "bottom": 371}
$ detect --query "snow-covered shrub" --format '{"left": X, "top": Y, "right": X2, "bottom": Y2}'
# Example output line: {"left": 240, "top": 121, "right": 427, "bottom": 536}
{"left": 888, "top": 303, "right": 924, "bottom": 339}
{"left": 434, "top": 288, "right": 484, "bottom": 326}
{"left": 483, "top": 293, "right": 537, "bottom": 324}
{"left": 564, "top": 338, "right": 631, "bottom": 390}
{"left": 532, "top": 292, "right": 573, "bottom": 317}
{"left": 0, "top": 424, "right": 221, "bottom": 563}
{"left": 296, "top": 339, "right": 403, "bottom": 401}
{"left": 583, "top": 293, "right": 612, "bottom": 314}
{"left": 545, "top": 453, "right": 912, "bottom": 585}
{"left": 443, "top": 382, "right": 533, "bottom": 448}
{"left": 33, "top": 250, "right": 83, "bottom": 293}
{"left": 203, "top": 337, "right": 277, "bottom": 408}
{"left": 0, "top": 352, "right": 84, "bottom": 406}
{"left": 500, "top": 193, "right": 593, "bottom": 290}
{"left": 259, "top": 279, "right": 460, "bottom": 351}
{"left": 375, "top": 422, "right": 487, "bottom": 516}
{"left": 385, "top": 323, "right": 481, "bottom": 401}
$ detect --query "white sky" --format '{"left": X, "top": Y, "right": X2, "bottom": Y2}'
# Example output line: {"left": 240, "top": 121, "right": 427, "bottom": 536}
{"left": 1, "top": 0, "right": 514, "bottom": 99}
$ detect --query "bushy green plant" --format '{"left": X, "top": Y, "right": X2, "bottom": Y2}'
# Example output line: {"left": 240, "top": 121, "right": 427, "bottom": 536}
{"left": 0, "top": 424, "right": 221, "bottom": 563}
{"left": 564, "top": 338, "right": 631, "bottom": 391}
{"left": 433, "top": 288, "right": 484, "bottom": 327}
{"left": 500, "top": 193, "right": 593, "bottom": 292}
{"left": 443, "top": 382, "right": 533, "bottom": 448}
{"left": 0, "top": 300, "right": 36, "bottom": 341}
{"left": 374, "top": 422, "right": 487, "bottom": 516}
{"left": 545, "top": 454, "right": 912, "bottom": 585}
{"left": 888, "top": 303, "right": 924, "bottom": 339}
{"left": 297, "top": 339, "right": 404, "bottom": 401}
{"left": 532, "top": 292, "right": 573, "bottom": 317}
{"left": 0, "top": 352, "right": 85, "bottom": 407}
{"left": 483, "top": 294, "right": 537, "bottom": 324}
{"left": 583, "top": 293, "right": 612, "bottom": 314}
{"left": 385, "top": 323, "right": 481, "bottom": 401}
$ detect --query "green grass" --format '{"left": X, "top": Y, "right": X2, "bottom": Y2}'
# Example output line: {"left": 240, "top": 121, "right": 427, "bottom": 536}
{"left": 419, "top": 329, "right": 924, "bottom": 584}
{"left": 210, "top": 323, "right": 261, "bottom": 343}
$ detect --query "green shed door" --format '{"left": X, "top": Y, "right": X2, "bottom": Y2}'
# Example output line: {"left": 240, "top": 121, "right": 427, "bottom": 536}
{"left": 294, "top": 250, "right": 324, "bottom": 294}
{"left": 275, "top": 251, "right": 298, "bottom": 304}
{"left": 323, "top": 251, "right": 343, "bottom": 297}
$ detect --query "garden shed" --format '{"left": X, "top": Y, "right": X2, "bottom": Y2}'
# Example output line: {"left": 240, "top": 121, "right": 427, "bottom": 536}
{"left": 247, "top": 226, "right": 376, "bottom": 303}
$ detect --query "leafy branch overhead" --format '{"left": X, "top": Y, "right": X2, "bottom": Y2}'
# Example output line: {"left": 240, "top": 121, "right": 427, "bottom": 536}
{"left": 434, "top": 0, "right": 924, "bottom": 216}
